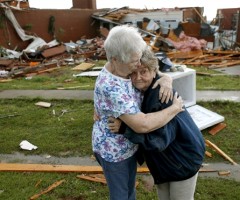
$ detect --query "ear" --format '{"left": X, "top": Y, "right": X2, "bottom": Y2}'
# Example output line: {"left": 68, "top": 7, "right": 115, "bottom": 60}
{"left": 111, "top": 57, "right": 117, "bottom": 62}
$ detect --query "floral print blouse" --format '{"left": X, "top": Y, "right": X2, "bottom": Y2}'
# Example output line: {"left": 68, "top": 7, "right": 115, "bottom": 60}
{"left": 92, "top": 66, "right": 142, "bottom": 162}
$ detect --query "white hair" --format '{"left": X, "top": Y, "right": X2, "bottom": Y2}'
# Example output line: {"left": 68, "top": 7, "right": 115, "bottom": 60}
{"left": 104, "top": 25, "right": 147, "bottom": 63}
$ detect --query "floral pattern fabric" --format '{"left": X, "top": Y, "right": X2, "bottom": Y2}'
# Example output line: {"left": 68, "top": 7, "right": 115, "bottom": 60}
{"left": 92, "top": 66, "right": 142, "bottom": 162}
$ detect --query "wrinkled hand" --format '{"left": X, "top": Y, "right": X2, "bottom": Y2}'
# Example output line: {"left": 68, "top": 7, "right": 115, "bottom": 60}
{"left": 152, "top": 74, "right": 173, "bottom": 103}
{"left": 108, "top": 117, "right": 122, "bottom": 133}
{"left": 172, "top": 92, "right": 185, "bottom": 113}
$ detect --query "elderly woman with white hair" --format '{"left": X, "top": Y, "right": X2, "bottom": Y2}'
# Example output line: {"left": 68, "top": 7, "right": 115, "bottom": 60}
{"left": 92, "top": 25, "right": 184, "bottom": 200}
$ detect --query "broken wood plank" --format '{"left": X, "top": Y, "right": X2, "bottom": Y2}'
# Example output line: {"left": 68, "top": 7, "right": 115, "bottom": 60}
{"left": 203, "top": 50, "right": 240, "bottom": 56}
{"left": 199, "top": 168, "right": 218, "bottom": 172}
{"left": 35, "top": 179, "right": 42, "bottom": 188}
{"left": 41, "top": 45, "right": 66, "bottom": 58}
{"left": 77, "top": 174, "right": 107, "bottom": 185}
{"left": 0, "top": 163, "right": 213, "bottom": 173}
{"left": 209, "top": 123, "right": 227, "bottom": 135}
{"left": 77, "top": 174, "right": 140, "bottom": 187}
{"left": 37, "top": 67, "right": 59, "bottom": 74}
{"left": 167, "top": 50, "right": 203, "bottom": 59}
{"left": 185, "top": 60, "right": 231, "bottom": 66}
{"left": 208, "top": 60, "right": 240, "bottom": 69}
{"left": 0, "top": 163, "right": 150, "bottom": 173}
{"left": 205, "top": 140, "right": 238, "bottom": 165}
{"left": 181, "top": 54, "right": 209, "bottom": 65}
{"left": 200, "top": 54, "right": 235, "bottom": 63}
{"left": 205, "top": 151, "right": 213, "bottom": 158}
{"left": 72, "top": 62, "right": 95, "bottom": 71}
{"left": 193, "top": 7, "right": 207, "bottom": 24}
{"left": 218, "top": 170, "right": 231, "bottom": 176}
{"left": 30, "top": 179, "right": 65, "bottom": 200}
{"left": 0, "top": 59, "right": 14, "bottom": 66}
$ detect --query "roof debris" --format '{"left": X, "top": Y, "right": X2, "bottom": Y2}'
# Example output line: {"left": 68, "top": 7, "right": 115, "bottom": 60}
{"left": 0, "top": 5, "right": 239, "bottom": 80}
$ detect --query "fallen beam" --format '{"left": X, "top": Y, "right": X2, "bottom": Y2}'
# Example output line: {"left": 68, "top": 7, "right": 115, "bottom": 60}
{"left": 30, "top": 179, "right": 65, "bottom": 200}
{"left": 0, "top": 163, "right": 215, "bottom": 173}
{"left": 0, "top": 163, "right": 150, "bottom": 173}
{"left": 205, "top": 139, "right": 238, "bottom": 165}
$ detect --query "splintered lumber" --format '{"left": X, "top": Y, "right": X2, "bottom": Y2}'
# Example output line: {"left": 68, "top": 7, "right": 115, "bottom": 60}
{"left": 30, "top": 179, "right": 65, "bottom": 200}
{"left": 218, "top": 170, "right": 231, "bottom": 176}
{"left": 77, "top": 174, "right": 140, "bottom": 187}
{"left": 200, "top": 54, "right": 235, "bottom": 63}
{"left": 0, "top": 163, "right": 150, "bottom": 173}
{"left": 209, "top": 123, "right": 227, "bottom": 135}
{"left": 208, "top": 60, "right": 240, "bottom": 69}
{"left": 205, "top": 140, "right": 238, "bottom": 165}
{"left": 199, "top": 168, "right": 218, "bottom": 172}
{"left": 181, "top": 54, "right": 209, "bottom": 65}
{"left": 0, "top": 163, "right": 211, "bottom": 173}
{"left": 203, "top": 50, "right": 240, "bottom": 56}
{"left": 193, "top": 7, "right": 207, "bottom": 24}
{"left": 41, "top": 45, "right": 66, "bottom": 58}
{"left": 167, "top": 49, "right": 203, "bottom": 59}
{"left": 205, "top": 151, "right": 213, "bottom": 158}
{"left": 77, "top": 174, "right": 107, "bottom": 184}
{"left": 72, "top": 62, "right": 95, "bottom": 71}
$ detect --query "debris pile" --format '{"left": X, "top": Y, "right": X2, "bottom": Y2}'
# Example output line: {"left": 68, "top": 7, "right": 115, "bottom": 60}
{"left": 0, "top": 6, "right": 239, "bottom": 81}
{"left": 0, "top": 37, "right": 106, "bottom": 79}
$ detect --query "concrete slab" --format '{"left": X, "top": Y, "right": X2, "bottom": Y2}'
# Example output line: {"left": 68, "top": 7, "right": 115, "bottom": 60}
{"left": 196, "top": 90, "right": 240, "bottom": 102}
{"left": 213, "top": 65, "right": 240, "bottom": 75}
{"left": 0, "top": 90, "right": 239, "bottom": 102}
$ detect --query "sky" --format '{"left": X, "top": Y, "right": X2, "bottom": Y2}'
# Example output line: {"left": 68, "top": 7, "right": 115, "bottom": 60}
{"left": 28, "top": 0, "right": 240, "bottom": 21}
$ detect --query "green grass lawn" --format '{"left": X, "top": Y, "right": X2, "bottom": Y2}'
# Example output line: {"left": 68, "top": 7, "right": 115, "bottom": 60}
{"left": 1, "top": 99, "right": 239, "bottom": 162}
{"left": 0, "top": 61, "right": 239, "bottom": 199}
{"left": 0, "top": 172, "right": 239, "bottom": 200}
{"left": 0, "top": 62, "right": 239, "bottom": 90}
{"left": 192, "top": 66, "right": 240, "bottom": 90}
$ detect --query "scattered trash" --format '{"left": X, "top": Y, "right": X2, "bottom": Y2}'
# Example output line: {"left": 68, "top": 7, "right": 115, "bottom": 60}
{"left": 19, "top": 140, "right": 38, "bottom": 151}
{"left": 45, "top": 155, "right": 51, "bottom": 159}
{"left": 0, "top": 70, "right": 9, "bottom": 78}
{"left": 155, "top": 52, "right": 173, "bottom": 72}
{"left": 35, "top": 102, "right": 51, "bottom": 108}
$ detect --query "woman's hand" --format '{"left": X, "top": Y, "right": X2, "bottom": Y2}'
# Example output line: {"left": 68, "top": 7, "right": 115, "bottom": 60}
{"left": 108, "top": 117, "right": 122, "bottom": 133}
{"left": 172, "top": 92, "right": 185, "bottom": 113}
{"left": 93, "top": 110, "right": 100, "bottom": 121}
{"left": 152, "top": 73, "right": 173, "bottom": 103}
